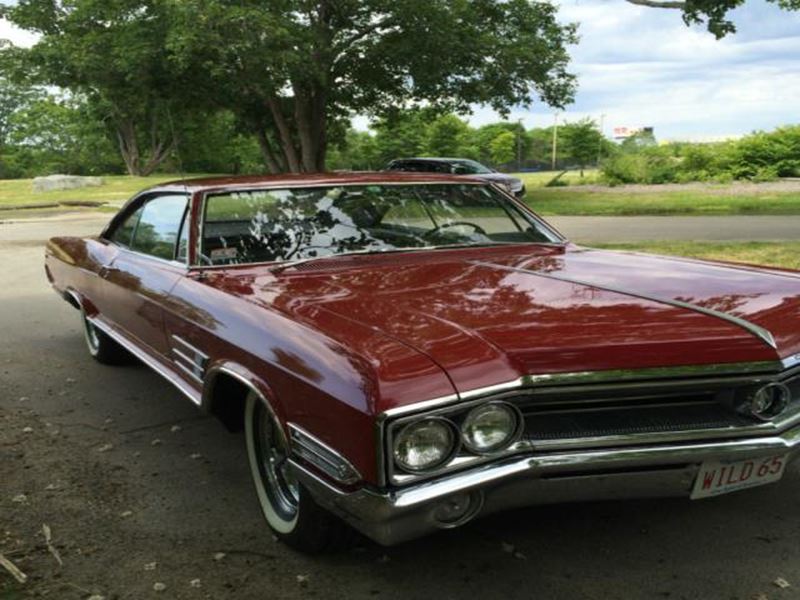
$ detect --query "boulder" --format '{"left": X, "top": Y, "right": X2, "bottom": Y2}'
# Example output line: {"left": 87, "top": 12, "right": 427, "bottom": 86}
{"left": 33, "top": 174, "right": 105, "bottom": 193}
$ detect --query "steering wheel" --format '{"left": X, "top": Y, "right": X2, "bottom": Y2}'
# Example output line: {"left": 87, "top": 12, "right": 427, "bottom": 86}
{"left": 423, "top": 221, "right": 488, "bottom": 240}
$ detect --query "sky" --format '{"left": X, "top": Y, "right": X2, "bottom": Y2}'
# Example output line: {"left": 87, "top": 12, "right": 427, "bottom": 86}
{"left": 482, "top": 0, "right": 800, "bottom": 141}
{"left": 1, "top": 0, "right": 798, "bottom": 141}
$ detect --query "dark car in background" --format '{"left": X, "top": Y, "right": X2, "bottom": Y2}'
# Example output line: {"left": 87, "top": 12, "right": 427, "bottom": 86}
{"left": 385, "top": 157, "right": 526, "bottom": 198}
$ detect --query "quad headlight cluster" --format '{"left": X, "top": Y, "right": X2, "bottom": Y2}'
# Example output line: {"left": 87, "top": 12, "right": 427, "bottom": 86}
{"left": 392, "top": 402, "right": 522, "bottom": 474}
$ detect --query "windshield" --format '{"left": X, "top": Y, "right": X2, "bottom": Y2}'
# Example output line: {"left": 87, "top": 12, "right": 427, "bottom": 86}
{"left": 200, "top": 183, "right": 559, "bottom": 266}
{"left": 452, "top": 160, "right": 493, "bottom": 175}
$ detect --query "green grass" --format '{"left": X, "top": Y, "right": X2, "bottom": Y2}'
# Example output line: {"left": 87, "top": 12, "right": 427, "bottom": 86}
{"left": 525, "top": 189, "right": 800, "bottom": 216}
{"left": 514, "top": 170, "right": 602, "bottom": 188}
{"left": 589, "top": 241, "right": 800, "bottom": 270}
{"left": 0, "top": 174, "right": 214, "bottom": 210}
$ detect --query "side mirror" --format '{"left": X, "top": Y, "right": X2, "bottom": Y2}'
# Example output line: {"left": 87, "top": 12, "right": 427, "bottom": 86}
{"left": 452, "top": 165, "right": 470, "bottom": 175}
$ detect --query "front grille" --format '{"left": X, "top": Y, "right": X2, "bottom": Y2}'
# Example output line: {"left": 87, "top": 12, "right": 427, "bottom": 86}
{"left": 521, "top": 400, "right": 754, "bottom": 441}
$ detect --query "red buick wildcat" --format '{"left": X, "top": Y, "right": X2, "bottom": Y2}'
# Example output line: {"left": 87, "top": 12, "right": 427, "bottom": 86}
{"left": 45, "top": 173, "right": 800, "bottom": 552}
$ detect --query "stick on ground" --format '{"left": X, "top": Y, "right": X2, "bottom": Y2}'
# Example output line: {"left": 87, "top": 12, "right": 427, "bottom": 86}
{"left": 42, "top": 523, "right": 63, "bottom": 567}
{"left": 0, "top": 552, "right": 28, "bottom": 584}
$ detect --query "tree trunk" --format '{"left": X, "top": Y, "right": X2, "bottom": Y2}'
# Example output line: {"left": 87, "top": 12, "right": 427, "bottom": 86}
{"left": 115, "top": 120, "right": 141, "bottom": 176}
{"left": 255, "top": 128, "right": 285, "bottom": 174}
{"left": 266, "top": 96, "right": 302, "bottom": 172}
{"left": 113, "top": 115, "right": 175, "bottom": 177}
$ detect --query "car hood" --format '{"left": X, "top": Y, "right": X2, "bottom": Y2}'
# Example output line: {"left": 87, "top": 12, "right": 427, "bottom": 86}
{"left": 470, "top": 172, "right": 522, "bottom": 186}
{"left": 210, "top": 244, "right": 800, "bottom": 403}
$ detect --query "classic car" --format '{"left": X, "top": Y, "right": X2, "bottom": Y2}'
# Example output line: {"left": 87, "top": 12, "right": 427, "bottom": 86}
{"left": 45, "top": 172, "right": 800, "bottom": 553}
{"left": 384, "top": 157, "right": 526, "bottom": 197}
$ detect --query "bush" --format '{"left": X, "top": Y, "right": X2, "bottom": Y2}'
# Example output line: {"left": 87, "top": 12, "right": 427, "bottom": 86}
{"left": 601, "top": 147, "right": 680, "bottom": 185}
{"left": 601, "top": 125, "right": 800, "bottom": 185}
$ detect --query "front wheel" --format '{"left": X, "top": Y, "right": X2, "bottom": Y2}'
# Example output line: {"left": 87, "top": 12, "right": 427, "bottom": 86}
{"left": 244, "top": 392, "right": 356, "bottom": 553}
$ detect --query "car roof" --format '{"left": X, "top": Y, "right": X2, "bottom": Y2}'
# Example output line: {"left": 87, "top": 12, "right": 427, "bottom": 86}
{"left": 148, "top": 171, "right": 484, "bottom": 194}
{"left": 391, "top": 158, "right": 473, "bottom": 164}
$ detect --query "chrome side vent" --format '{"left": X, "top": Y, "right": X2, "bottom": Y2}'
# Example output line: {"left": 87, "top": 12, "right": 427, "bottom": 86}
{"left": 289, "top": 424, "right": 361, "bottom": 485}
{"left": 170, "top": 335, "right": 209, "bottom": 384}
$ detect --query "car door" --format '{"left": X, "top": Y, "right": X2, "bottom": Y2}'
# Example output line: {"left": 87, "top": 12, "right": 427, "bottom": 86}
{"left": 97, "top": 193, "right": 190, "bottom": 356}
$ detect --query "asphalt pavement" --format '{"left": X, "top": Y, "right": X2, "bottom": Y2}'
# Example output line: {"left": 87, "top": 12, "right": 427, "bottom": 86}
{"left": 2, "top": 212, "right": 800, "bottom": 599}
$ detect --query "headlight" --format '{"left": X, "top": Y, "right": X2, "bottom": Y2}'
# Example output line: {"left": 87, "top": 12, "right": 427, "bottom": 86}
{"left": 393, "top": 418, "right": 457, "bottom": 472}
{"left": 461, "top": 402, "right": 520, "bottom": 454}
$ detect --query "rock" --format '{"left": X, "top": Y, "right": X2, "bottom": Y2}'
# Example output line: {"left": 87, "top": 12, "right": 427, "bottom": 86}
{"left": 32, "top": 175, "right": 104, "bottom": 193}
{"left": 153, "top": 582, "right": 167, "bottom": 592}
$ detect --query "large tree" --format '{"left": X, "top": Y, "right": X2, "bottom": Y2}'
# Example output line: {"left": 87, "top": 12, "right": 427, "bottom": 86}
{"left": 0, "top": 0, "right": 201, "bottom": 175}
{"left": 165, "top": 0, "right": 577, "bottom": 172}
{"left": 625, "top": 0, "right": 800, "bottom": 38}
{"left": 561, "top": 118, "right": 606, "bottom": 176}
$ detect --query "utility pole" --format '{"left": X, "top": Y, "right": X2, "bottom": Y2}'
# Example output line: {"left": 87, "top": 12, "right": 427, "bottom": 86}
{"left": 516, "top": 118, "right": 523, "bottom": 172}
{"left": 551, "top": 113, "right": 559, "bottom": 171}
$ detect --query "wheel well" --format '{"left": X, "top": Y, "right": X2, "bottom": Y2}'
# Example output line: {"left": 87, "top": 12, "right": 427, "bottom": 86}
{"left": 207, "top": 373, "right": 248, "bottom": 432}
{"left": 64, "top": 291, "right": 81, "bottom": 310}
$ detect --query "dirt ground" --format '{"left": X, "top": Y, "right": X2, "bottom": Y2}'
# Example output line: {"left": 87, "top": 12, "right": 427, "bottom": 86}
{"left": 3, "top": 214, "right": 800, "bottom": 600}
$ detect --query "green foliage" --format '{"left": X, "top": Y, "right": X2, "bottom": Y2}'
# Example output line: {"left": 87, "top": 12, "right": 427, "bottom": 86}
{"left": 673, "top": 0, "right": 800, "bottom": 38}
{"left": 2, "top": 93, "right": 120, "bottom": 178}
{"left": 489, "top": 131, "right": 517, "bottom": 165}
{"left": 601, "top": 125, "right": 800, "bottom": 185}
{"left": 426, "top": 115, "right": 472, "bottom": 157}
{"left": 560, "top": 118, "right": 606, "bottom": 173}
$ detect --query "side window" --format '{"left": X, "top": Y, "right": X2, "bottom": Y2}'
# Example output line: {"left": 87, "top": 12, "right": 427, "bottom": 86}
{"left": 110, "top": 207, "right": 143, "bottom": 247}
{"left": 130, "top": 195, "right": 189, "bottom": 261}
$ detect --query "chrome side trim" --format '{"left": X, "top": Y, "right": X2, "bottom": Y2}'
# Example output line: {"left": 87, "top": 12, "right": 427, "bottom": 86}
{"left": 469, "top": 260, "right": 779, "bottom": 350}
{"left": 170, "top": 335, "right": 208, "bottom": 383}
{"left": 88, "top": 317, "right": 202, "bottom": 405}
{"left": 171, "top": 353, "right": 204, "bottom": 385}
{"left": 288, "top": 424, "right": 362, "bottom": 485}
{"left": 380, "top": 394, "right": 460, "bottom": 421}
{"left": 170, "top": 334, "right": 210, "bottom": 360}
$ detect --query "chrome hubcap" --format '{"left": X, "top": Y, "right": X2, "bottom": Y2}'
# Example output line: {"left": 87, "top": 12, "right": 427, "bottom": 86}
{"left": 254, "top": 407, "right": 299, "bottom": 520}
{"left": 83, "top": 315, "right": 100, "bottom": 351}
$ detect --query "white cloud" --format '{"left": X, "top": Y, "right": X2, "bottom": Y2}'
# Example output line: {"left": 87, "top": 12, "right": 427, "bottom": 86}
{"left": 0, "top": 18, "right": 38, "bottom": 48}
{"left": 465, "top": 0, "right": 800, "bottom": 139}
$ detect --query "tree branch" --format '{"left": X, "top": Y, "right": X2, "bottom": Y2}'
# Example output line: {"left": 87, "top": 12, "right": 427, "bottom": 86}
{"left": 625, "top": 0, "right": 686, "bottom": 8}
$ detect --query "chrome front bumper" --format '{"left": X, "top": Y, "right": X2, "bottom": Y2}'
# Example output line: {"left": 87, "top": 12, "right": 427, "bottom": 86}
{"left": 293, "top": 424, "right": 800, "bottom": 546}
